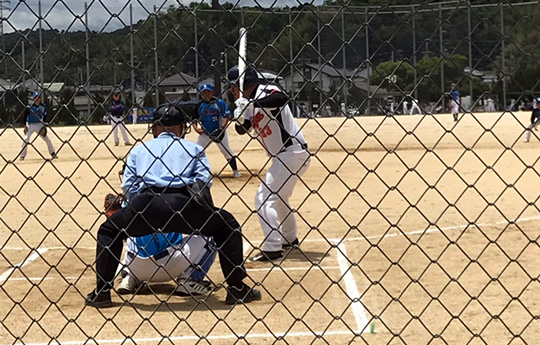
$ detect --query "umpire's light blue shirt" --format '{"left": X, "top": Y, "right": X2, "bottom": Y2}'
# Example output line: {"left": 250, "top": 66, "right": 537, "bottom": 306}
{"left": 122, "top": 132, "right": 212, "bottom": 196}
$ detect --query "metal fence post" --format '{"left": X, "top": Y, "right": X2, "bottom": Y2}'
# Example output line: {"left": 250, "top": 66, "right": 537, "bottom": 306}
{"left": 85, "top": 2, "right": 91, "bottom": 120}
{"left": 342, "top": 9, "right": 347, "bottom": 109}
{"left": 130, "top": 3, "right": 135, "bottom": 107}
{"left": 412, "top": 5, "right": 417, "bottom": 100}
{"left": 439, "top": 3, "right": 445, "bottom": 96}
{"left": 501, "top": 4, "right": 506, "bottom": 109}
{"left": 154, "top": 5, "right": 159, "bottom": 107}
{"left": 468, "top": 0, "right": 473, "bottom": 105}
{"left": 39, "top": 0, "right": 43, "bottom": 90}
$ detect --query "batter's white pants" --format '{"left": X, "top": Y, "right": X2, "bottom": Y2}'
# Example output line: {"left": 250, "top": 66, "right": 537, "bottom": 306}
{"left": 121, "top": 235, "right": 210, "bottom": 283}
{"left": 196, "top": 131, "right": 235, "bottom": 161}
{"left": 110, "top": 116, "right": 130, "bottom": 144}
{"left": 255, "top": 145, "right": 311, "bottom": 252}
{"left": 20, "top": 123, "right": 55, "bottom": 158}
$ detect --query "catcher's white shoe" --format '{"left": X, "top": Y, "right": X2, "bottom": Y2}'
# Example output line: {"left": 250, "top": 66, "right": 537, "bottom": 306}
{"left": 174, "top": 279, "right": 212, "bottom": 297}
{"left": 233, "top": 170, "right": 242, "bottom": 178}
{"left": 117, "top": 274, "right": 140, "bottom": 295}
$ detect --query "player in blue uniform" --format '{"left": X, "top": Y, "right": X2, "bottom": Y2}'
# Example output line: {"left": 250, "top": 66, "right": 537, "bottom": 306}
{"left": 20, "top": 92, "right": 57, "bottom": 160}
{"left": 524, "top": 98, "right": 540, "bottom": 143}
{"left": 193, "top": 83, "right": 241, "bottom": 178}
{"left": 449, "top": 83, "right": 461, "bottom": 122}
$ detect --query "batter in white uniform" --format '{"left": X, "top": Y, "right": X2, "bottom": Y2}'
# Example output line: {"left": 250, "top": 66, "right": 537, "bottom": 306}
{"left": 228, "top": 65, "right": 311, "bottom": 262}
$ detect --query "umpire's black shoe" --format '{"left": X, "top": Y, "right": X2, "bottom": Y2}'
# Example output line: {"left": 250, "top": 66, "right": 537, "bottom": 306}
{"left": 283, "top": 238, "right": 299, "bottom": 249}
{"left": 250, "top": 250, "right": 283, "bottom": 262}
{"left": 225, "top": 284, "right": 262, "bottom": 305}
{"left": 85, "top": 290, "right": 113, "bottom": 308}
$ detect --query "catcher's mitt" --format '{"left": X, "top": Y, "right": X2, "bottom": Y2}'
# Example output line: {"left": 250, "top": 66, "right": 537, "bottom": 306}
{"left": 38, "top": 126, "right": 47, "bottom": 137}
{"left": 104, "top": 193, "right": 124, "bottom": 217}
{"left": 208, "top": 128, "right": 225, "bottom": 143}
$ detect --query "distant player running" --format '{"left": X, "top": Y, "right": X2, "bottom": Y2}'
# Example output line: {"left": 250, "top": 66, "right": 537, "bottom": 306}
{"left": 228, "top": 65, "right": 311, "bottom": 262}
{"left": 524, "top": 97, "right": 540, "bottom": 143}
{"left": 449, "top": 83, "right": 461, "bottom": 122}
{"left": 20, "top": 92, "right": 57, "bottom": 160}
{"left": 193, "top": 83, "right": 241, "bottom": 178}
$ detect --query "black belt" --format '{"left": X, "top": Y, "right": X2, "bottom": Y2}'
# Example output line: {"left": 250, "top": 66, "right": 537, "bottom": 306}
{"left": 127, "top": 249, "right": 169, "bottom": 261}
{"left": 140, "top": 186, "right": 189, "bottom": 195}
{"left": 279, "top": 142, "right": 308, "bottom": 154}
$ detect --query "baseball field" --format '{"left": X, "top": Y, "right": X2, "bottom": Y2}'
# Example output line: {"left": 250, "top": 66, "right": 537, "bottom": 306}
{"left": 1, "top": 112, "right": 539, "bottom": 344}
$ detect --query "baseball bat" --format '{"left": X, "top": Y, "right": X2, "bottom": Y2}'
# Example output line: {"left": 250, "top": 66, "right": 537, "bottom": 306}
{"left": 238, "top": 27, "right": 247, "bottom": 95}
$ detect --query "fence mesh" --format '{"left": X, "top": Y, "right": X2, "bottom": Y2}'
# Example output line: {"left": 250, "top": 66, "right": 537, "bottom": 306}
{"left": 1, "top": 0, "right": 540, "bottom": 344}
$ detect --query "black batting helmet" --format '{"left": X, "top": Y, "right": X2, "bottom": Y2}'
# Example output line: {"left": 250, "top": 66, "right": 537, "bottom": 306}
{"left": 227, "top": 65, "right": 260, "bottom": 89}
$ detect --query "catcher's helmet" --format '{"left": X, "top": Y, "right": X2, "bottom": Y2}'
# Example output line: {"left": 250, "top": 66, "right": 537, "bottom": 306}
{"left": 153, "top": 103, "right": 188, "bottom": 126}
{"left": 227, "top": 65, "right": 259, "bottom": 89}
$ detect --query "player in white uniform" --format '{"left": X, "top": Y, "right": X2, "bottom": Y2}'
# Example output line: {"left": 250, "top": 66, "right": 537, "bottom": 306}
{"left": 117, "top": 232, "right": 216, "bottom": 296}
{"left": 409, "top": 98, "right": 421, "bottom": 115}
{"left": 109, "top": 92, "right": 132, "bottom": 146}
{"left": 402, "top": 99, "right": 408, "bottom": 115}
{"left": 227, "top": 65, "right": 311, "bottom": 262}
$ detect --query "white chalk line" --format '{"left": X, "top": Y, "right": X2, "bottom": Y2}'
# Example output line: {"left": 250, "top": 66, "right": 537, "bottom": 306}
{"left": 3, "top": 215, "right": 539, "bottom": 252}
{"left": 336, "top": 242, "right": 370, "bottom": 334}
{"left": 0, "top": 248, "right": 49, "bottom": 284}
{"left": 4, "top": 329, "right": 361, "bottom": 345}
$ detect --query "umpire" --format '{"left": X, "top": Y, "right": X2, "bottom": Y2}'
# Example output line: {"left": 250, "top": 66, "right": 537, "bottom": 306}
{"left": 85, "top": 103, "right": 261, "bottom": 308}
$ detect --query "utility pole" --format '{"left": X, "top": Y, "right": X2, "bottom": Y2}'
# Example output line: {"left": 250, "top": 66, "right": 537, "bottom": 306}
{"left": 0, "top": 0, "right": 10, "bottom": 76}
{"left": 212, "top": 0, "right": 222, "bottom": 96}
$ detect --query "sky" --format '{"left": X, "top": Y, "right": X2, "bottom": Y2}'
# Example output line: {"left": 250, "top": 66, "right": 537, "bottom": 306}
{"left": 3, "top": 0, "right": 325, "bottom": 33}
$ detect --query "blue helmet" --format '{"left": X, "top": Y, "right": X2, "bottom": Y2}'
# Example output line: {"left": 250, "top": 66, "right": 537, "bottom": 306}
{"left": 32, "top": 91, "right": 41, "bottom": 99}
{"left": 200, "top": 83, "right": 213, "bottom": 92}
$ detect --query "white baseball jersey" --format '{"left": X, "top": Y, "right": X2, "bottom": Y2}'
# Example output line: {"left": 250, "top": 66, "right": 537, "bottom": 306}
{"left": 246, "top": 84, "right": 307, "bottom": 156}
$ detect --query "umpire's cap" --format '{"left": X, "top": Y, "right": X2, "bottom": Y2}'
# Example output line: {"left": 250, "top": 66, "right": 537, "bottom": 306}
{"left": 227, "top": 65, "right": 259, "bottom": 89}
{"left": 153, "top": 104, "right": 187, "bottom": 126}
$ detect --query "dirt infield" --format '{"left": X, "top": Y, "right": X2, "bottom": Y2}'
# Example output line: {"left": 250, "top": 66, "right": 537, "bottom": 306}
{"left": 1, "top": 112, "right": 539, "bottom": 344}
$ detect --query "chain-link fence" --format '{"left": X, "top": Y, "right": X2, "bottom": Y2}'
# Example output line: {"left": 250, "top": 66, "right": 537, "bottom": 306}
{"left": 1, "top": 0, "right": 540, "bottom": 344}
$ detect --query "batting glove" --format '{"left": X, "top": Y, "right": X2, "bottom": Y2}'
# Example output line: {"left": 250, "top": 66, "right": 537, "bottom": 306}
{"left": 234, "top": 98, "right": 253, "bottom": 124}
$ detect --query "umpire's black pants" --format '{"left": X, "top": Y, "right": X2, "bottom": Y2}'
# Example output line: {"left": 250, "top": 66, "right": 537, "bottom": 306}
{"left": 94, "top": 189, "right": 247, "bottom": 291}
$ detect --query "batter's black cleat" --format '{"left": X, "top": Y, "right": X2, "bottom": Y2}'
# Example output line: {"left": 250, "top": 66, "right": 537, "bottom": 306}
{"left": 85, "top": 289, "right": 113, "bottom": 308}
{"left": 225, "top": 284, "right": 262, "bottom": 305}
{"left": 282, "top": 238, "right": 299, "bottom": 249}
{"left": 250, "top": 250, "right": 283, "bottom": 262}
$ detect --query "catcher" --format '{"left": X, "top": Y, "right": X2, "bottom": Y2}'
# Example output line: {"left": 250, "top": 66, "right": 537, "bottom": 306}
{"left": 104, "top": 193, "right": 217, "bottom": 296}
{"left": 193, "top": 83, "right": 241, "bottom": 178}
{"left": 19, "top": 92, "right": 57, "bottom": 160}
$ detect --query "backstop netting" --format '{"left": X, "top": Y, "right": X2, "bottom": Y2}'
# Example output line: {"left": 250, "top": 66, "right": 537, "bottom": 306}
{"left": 1, "top": 1, "right": 540, "bottom": 344}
